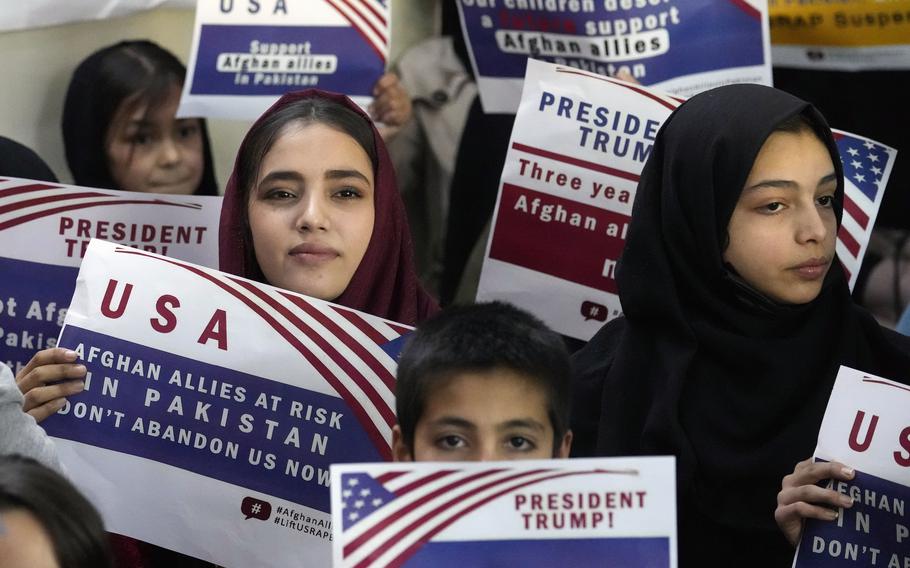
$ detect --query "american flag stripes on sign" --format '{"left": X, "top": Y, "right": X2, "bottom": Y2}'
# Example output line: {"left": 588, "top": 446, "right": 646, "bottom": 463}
{"left": 338, "top": 467, "right": 585, "bottom": 568}
{"left": 112, "top": 245, "right": 408, "bottom": 460}
{"left": 0, "top": 178, "right": 202, "bottom": 232}
{"left": 832, "top": 131, "right": 896, "bottom": 289}
{"left": 332, "top": 459, "right": 678, "bottom": 568}
{"left": 324, "top": 0, "right": 389, "bottom": 59}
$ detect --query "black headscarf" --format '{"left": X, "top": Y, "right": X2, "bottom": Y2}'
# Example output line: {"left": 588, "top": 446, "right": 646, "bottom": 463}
{"left": 0, "top": 136, "right": 58, "bottom": 182}
{"left": 572, "top": 83, "right": 910, "bottom": 566}
{"left": 61, "top": 40, "right": 218, "bottom": 195}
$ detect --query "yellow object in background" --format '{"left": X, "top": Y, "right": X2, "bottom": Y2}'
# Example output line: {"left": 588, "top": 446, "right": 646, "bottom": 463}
{"left": 768, "top": 0, "right": 910, "bottom": 68}
{"left": 769, "top": 0, "right": 910, "bottom": 47}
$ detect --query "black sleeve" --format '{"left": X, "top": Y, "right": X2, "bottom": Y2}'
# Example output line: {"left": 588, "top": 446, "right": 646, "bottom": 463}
{"left": 568, "top": 317, "right": 626, "bottom": 457}
{"left": 879, "top": 327, "right": 910, "bottom": 384}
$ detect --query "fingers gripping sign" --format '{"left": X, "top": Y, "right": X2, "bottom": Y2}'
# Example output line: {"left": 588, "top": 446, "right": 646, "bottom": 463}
{"left": 16, "top": 348, "right": 87, "bottom": 423}
{"left": 775, "top": 458, "right": 856, "bottom": 548}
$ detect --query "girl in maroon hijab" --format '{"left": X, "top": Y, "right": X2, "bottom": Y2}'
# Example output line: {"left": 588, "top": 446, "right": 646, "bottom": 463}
{"left": 120, "top": 90, "right": 437, "bottom": 567}
{"left": 14, "top": 89, "right": 435, "bottom": 568}
{"left": 220, "top": 89, "right": 437, "bottom": 326}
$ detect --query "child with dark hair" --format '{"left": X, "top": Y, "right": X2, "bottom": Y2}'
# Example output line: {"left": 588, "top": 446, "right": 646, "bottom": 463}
{"left": 17, "top": 41, "right": 220, "bottom": 428}
{"left": 392, "top": 301, "right": 573, "bottom": 462}
{"left": 62, "top": 40, "right": 219, "bottom": 196}
{"left": 0, "top": 455, "right": 113, "bottom": 568}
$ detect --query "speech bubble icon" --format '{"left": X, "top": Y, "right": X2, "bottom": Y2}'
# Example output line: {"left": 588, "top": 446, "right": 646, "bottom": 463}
{"left": 241, "top": 497, "right": 271, "bottom": 521}
{"left": 581, "top": 301, "right": 608, "bottom": 322}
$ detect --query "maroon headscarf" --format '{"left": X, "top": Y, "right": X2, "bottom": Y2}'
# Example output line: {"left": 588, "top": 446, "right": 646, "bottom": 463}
{"left": 219, "top": 89, "right": 438, "bottom": 326}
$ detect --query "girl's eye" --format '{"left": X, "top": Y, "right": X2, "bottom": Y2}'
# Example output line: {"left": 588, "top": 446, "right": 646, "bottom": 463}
{"left": 817, "top": 195, "right": 834, "bottom": 207}
{"left": 179, "top": 124, "right": 200, "bottom": 138}
{"left": 334, "top": 187, "right": 361, "bottom": 199}
{"left": 437, "top": 435, "right": 466, "bottom": 450}
{"left": 265, "top": 189, "right": 295, "bottom": 200}
{"left": 131, "top": 132, "right": 153, "bottom": 146}
{"left": 507, "top": 437, "right": 535, "bottom": 451}
{"left": 760, "top": 202, "right": 783, "bottom": 213}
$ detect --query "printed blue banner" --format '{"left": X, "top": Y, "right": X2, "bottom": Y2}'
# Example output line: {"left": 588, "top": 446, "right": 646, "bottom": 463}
{"left": 0, "top": 177, "right": 221, "bottom": 374}
{"left": 331, "top": 457, "right": 678, "bottom": 567}
{"left": 456, "top": 0, "right": 772, "bottom": 112}
{"left": 44, "top": 325, "right": 376, "bottom": 513}
{"left": 48, "top": 239, "right": 410, "bottom": 567}
{"left": 797, "top": 468, "right": 908, "bottom": 567}
{"left": 179, "top": 0, "right": 390, "bottom": 119}
{"left": 0, "top": 257, "right": 74, "bottom": 372}
{"left": 407, "top": 538, "right": 670, "bottom": 566}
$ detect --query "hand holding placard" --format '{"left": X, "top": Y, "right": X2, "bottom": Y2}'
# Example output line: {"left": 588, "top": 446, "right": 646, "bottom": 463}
{"left": 775, "top": 458, "right": 855, "bottom": 547}
{"left": 792, "top": 367, "right": 910, "bottom": 567}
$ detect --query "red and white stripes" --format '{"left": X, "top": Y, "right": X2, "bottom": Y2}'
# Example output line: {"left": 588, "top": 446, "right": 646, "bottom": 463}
{"left": 324, "top": 0, "right": 389, "bottom": 61}
{"left": 0, "top": 178, "right": 200, "bottom": 232}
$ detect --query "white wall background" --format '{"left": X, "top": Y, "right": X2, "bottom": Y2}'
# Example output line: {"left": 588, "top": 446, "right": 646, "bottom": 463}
{"left": 0, "top": 1, "right": 436, "bottom": 192}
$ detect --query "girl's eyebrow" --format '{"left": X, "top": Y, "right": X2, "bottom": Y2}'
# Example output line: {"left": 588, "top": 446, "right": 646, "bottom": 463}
{"left": 258, "top": 170, "right": 303, "bottom": 186}
{"left": 744, "top": 171, "right": 837, "bottom": 192}
{"left": 257, "top": 169, "right": 371, "bottom": 188}
{"left": 744, "top": 179, "right": 797, "bottom": 192}
{"left": 324, "top": 169, "right": 370, "bottom": 184}
{"left": 818, "top": 173, "right": 837, "bottom": 186}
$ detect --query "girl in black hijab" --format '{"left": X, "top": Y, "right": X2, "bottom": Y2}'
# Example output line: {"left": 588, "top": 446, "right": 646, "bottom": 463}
{"left": 62, "top": 40, "right": 218, "bottom": 196}
{"left": 571, "top": 83, "right": 910, "bottom": 567}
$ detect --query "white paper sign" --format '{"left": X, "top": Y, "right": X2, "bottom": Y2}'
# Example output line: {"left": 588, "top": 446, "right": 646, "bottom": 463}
{"left": 0, "top": 0, "right": 194, "bottom": 32}
{"left": 331, "top": 456, "right": 677, "bottom": 568}
{"left": 813, "top": 366, "right": 910, "bottom": 486}
{"left": 0, "top": 177, "right": 222, "bottom": 374}
{"left": 793, "top": 366, "right": 910, "bottom": 567}
{"left": 43, "top": 239, "right": 411, "bottom": 567}
{"left": 178, "top": 0, "right": 390, "bottom": 119}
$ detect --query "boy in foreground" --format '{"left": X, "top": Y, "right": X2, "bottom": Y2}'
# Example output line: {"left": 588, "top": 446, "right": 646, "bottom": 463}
{"left": 392, "top": 302, "right": 572, "bottom": 462}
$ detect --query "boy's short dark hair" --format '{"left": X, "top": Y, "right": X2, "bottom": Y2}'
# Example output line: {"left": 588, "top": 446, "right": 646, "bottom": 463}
{"left": 395, "top": 302, "right": 571, "bottom": 453}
